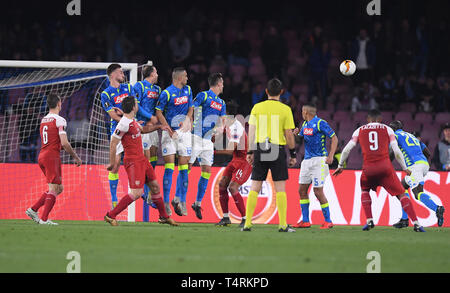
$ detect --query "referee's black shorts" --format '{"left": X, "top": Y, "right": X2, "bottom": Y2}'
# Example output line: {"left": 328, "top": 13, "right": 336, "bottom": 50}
{"left": 251, "top": 144, "right": 289, "bottom": 181}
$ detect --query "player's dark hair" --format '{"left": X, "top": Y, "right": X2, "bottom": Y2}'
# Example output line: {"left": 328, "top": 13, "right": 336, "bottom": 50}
{"left": 107, "top": 63, "right": 122, "bottom": 76}
{"left": 367, "top": 109, "right": 382, "bottom": 119}
{"left": 208, "top": 73, "right": 223, "bottom": 87}
{"left": 226, "top": 102, "right": 238, "bottom": 116}
{"left": 266, "top": 78, "right": 283, "bottom": 97}
{"left": 142, "top": 65, "right": 155, "bottom": 79}
{"left": 122, "top": 96, "right": 136, "bottom": 114}
{"left": 47, "top": 93, "right": 61, "bottom": 109}
{"left": 411, "top": 131, "right": 421, "bottom": 138}
{"left": 389, "top": 120, "right": 403, "bottom": 131}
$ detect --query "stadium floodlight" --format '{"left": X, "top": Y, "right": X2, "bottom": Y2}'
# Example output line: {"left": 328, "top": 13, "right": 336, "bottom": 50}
{"left": 0, "top": 60, "right": 139, "bottom": 222}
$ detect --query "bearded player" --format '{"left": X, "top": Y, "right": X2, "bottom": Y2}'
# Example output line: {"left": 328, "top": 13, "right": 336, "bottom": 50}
{"left": 104, "top": 96, "right": 178, "bottom": 226}
{"left": 333, "top": 110, "right": 425, "bottom": 232}
{"left": 214, "top": 109, "right": 250, "bottom": 228}
{"left": 25, "top": 94, "right": 82, "bottom": 225}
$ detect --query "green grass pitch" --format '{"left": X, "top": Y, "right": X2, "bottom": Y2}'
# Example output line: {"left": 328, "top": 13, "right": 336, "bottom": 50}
{"left": 0, "top": 220, "right": 449, "bottom": 273}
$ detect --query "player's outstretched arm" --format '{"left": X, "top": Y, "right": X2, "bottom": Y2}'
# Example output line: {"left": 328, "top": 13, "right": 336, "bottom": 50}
{"left": 59, "top": 133, "right": 82, "bottom": 167}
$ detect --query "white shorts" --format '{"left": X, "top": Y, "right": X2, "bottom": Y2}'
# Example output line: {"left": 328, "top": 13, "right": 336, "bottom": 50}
{"left": 299, "top": 156, "right": 329, "bottom": 188}
{"left": 161, "top": 129, "right": 192, "bottom": 157}
{"left": 116, "top": 141, "right": 123, "bottom": 156}
{"left": 189, "top": 135, "right": 214, "bottom": 166}
{"left": 404, "top": 162, "right": 429, "bottom": 189}
{"left": 142, "top": 131, "right": 159, "bottom": 150}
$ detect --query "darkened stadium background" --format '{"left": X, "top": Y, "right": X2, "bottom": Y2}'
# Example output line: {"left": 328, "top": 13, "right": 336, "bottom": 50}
{"left": 0, "top": 0, "right": 449, "bottom": 170}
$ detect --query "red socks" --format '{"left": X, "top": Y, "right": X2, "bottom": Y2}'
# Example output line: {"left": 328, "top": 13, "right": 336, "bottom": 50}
{"left": 361, "top": 191, "right": 373, "bottom": 220}
{"left": 108, "top": 194, "right": 135, "bottom": 219}
{"left": 219, "top": 188, "right": 229, "bottom": 214}
{"left": 151, "top": 193, "right": 168, "bottom": 219}
{"left": 400, "top": 196, "right": 418, "bottom": 222}
{"left": 41, "top": 192, "right": 57, "bottom": 222}
{"left": 231, "top": 191, "right": 246, "bottom": 217}
{"left": 219, "top": 188, "right": 246, "bottom": 218}
{"left": 32, "top": 192, "right": 48, "bottom": 212}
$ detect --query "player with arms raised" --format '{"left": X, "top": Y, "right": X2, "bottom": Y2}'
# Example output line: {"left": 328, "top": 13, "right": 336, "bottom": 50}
{"left": 26, "top": 94, "right": 82, "bottom": 225}
{"left": 104, "top": 96, "right": 178, "bottom": 226}
{"left": 333, "top": 110, "right": 425, "bottom": 232}
{"left": 214, "top": 105, "right": 250, "bottom": 227}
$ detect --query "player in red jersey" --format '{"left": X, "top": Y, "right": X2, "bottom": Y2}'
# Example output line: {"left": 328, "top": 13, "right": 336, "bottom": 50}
{"left": 333, "top": 110, "right": 425, "bottom": 232}
{"left": 25, "top": 94, "right": 82, "bottom": 225}
{"left": 104, "top": 96, "right": 178, "bottom": 226}
{"left": 214, "top": 112, "right": 251, "bottom": 228}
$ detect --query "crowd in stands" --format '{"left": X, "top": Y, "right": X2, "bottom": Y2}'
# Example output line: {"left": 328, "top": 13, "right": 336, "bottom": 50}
{"left": 0, "top": 1, "right": 449, "bottom": 170}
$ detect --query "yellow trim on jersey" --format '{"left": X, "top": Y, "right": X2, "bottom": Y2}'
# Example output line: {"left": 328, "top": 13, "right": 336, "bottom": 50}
{"left": 164, "top": 90, "right": 170, "bottom": 102}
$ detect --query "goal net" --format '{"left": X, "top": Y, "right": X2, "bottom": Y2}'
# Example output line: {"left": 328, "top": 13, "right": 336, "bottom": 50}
{"left": 0, "top": 61, "right": 138, "bottom": 222}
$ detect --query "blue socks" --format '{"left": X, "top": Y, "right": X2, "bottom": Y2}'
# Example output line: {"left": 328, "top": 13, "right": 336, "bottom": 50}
{"left": 321, "top": 203, "right": 332, "bottom": 223}
{"left": 108, "top": 172, "right": 119, "bottom": 207}
{"left": 163, "top": 163, "right": 174, "bottom": 203}
{"left": 418, "top": 192, "right": 438, "bottom": 212}
{"left": 179, "top": 167, "right": 189, "bottom": 203}
{"left": 402, "top": 188, "right": 439, "bottom": 220}
{"left": 195, "top": 172, "right": 210, "bottom": 204}
{"left": 300, "top": 199, "right": 310, "bottom": 223}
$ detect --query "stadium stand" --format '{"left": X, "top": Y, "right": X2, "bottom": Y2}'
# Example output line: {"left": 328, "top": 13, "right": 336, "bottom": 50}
{"left": 0, "top": 0, "right": 448, "bottom": 169}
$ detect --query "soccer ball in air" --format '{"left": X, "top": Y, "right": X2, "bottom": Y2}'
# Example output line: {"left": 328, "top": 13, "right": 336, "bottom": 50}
{"left": 340, "top": 60, "right": 356, "bottom": 76}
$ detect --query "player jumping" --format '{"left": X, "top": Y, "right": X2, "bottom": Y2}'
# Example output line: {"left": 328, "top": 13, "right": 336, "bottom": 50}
{"left": 133, "top": 64, "right": 161, "bottom": 216}
{"left": 293, "top": 103, "right": 338, "bottom": 229}
{"left": 155, "top": 67, "right": 194, "bottom": 217}
{"left": 213, "top": 107, "right": 250, "bottom": 227}
{"left": 101, "top": 64, "right": 153, "bottom": 209}
{"left": 333, "top": 110, "right": 425, "bottom": 232}
{"left": 389, "top": 120, "right": 445, "bottom": 228}
{"left": 104, "top": 96, "right": 178, "bottom": 226}
{"left": 26, "top": 94, "right": 82, "bottom": 225}
{"left": 188, "top": 73, "right": 227, "bottom": 220}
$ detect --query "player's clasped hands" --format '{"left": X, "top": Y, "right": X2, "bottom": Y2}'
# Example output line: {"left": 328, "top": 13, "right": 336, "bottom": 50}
{"left": 293, "top": 128, "right": 300, "bottom": 136}
{"left": 288, "top": 157, "right": 297, "bottom": 167}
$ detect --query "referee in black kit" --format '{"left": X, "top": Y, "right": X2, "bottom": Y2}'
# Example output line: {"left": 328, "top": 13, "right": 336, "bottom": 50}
{"left": 243, "top": 78, "right": 297, "bottom": 232}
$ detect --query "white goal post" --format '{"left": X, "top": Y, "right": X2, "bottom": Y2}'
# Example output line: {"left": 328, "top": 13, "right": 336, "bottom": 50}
{"left": 0, "top": 60, "right": 139, "bottom": 222}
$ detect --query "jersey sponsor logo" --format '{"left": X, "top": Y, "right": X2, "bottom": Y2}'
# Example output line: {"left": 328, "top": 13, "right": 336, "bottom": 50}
{"left": 303, "top": 128, "right": 314, "bottom": 136}
{"left": 147, "top": 91, "right": 159, "bottom": 99}
{"left": 212, "top": 168, "right": 277, "bottom": 224}
{"left": 174, "top": 96, "right": 188, "bottom": 105}
{"left": 131, "top": 132, "right": 141, "bottom": 139}
{"left": 104, "top": 102, "right": 110, "bottom": 108}
{"left": 210, "top": 101, "right": 223, "bottom": 111}
{"left": 114, "top": 93, "right": 128, "bottom": 104}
